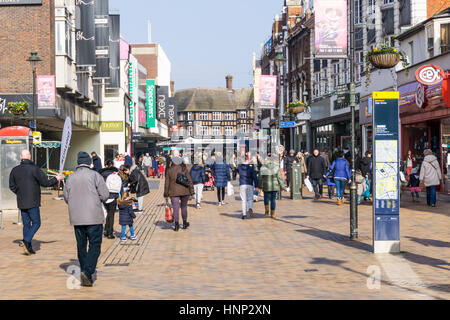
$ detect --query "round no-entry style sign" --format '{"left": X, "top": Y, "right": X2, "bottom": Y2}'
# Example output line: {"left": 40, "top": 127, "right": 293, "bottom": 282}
{"left": 415, "top": 64, "right": 444, "bottom": 86}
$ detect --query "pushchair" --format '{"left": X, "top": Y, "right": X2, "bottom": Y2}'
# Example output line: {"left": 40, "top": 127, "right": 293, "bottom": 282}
{"left": 204, "top": 169, "right": 215, "bottom": 191}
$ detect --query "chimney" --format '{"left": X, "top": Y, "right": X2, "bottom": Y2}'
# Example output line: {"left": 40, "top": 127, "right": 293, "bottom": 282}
{"left": 226, "top": 75, "right": 233, "bottom": 91}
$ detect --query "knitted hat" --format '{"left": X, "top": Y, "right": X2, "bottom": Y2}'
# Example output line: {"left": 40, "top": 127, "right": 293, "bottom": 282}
{"left": 77, "top": 151, "right": 92, "bottom": 166}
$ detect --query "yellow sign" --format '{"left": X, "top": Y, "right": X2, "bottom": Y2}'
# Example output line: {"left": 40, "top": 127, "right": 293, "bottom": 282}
{"left": 101, "top": 121, "right": 124, "bottom": 132}
{"left": 32, "top": 131, "right": 42, "bottom": 145}
{"left": 372, "top": 91, "right": 400, "bottom": 100}
{"left": 2, "top": 139, "right": 26, "bottom": 145}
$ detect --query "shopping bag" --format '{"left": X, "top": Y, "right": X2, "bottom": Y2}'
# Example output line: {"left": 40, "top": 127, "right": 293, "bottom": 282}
{"left": 363, "top": 178, "right": 371, "bottom": 198}
{"left": 165, "top": 202, "right": 174, "bottom": 223}
{"left": 226, "top": 181, "right": 234, "bottom": 196}
{"left": 304, "top": 177, "right": 313, "bottom": 193}
{"left": 102, "top": 204, "right": 107, "bottom": 219}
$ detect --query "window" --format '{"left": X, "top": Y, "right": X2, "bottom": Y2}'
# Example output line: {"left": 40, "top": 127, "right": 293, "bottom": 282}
{"left": 239, "top": 111, "right": 247, "bottom": 119}
{"left": 224, "top": 113, "right": 234, "bottom": 121}
{"left": 225, "top": 126, "right": 234, "bottom": 136}
{"left": 212, "top": 112, "right": 222, "bottom": 121}
{"left": 187, "top": 112, "right": 193, "bottom": 121}
{"left": 104, "top": 145, "right": 118, "bottom": 163}
{"left": 56, "top": 15, "right": 73, "bottom": 59}
{"left": 427, "top": 24, "right": 434, "bottom": 58}
{"left": 314, "top": 72, "right": 320, "bottom": 84}
{"left": 355, "top": 0, "right": 362, "bottom": 24}
{"left": 199, "top": 112, "right": 209, "bottom": 120}
{"left": 441, "top": 23, "right": 450, "bottom": 54}
{"left": 212, "top": 126, "right": 221, "bottom": 135}
{"left": 200, "top": 126, "right": 209, "bottom": 136}
{"left": 408, "top": 41, "right": 414, "bottom": 65}
{"left": 355, "top": 51, "right": 364, "bottom": 83}
{"left": 240, "top": 124, "right": 248, "bottom": 133}
{"left": 367, "top": 0, "right": 376, "bottom": 16}
{"left": 187, "top": 126, "right": 193, "bottom": 137}
{"left": 333, "top": 63, "right": 340, "bottom": 74}
{"left": 383, "top": 0, "right": 394, "bottom": 4}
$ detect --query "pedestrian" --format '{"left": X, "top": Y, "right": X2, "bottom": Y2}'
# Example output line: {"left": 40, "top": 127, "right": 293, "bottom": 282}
{"left": 99, "top": 160, "right": 119, "bottom": 180}
{"left": 329, "top": 151, "right": 351, "bottom": 205}
{"left": 124, "top": 153, "right": 133, "bottom": 167}
{"left": 152, "top": 156, "right": 159, "bottom": 178}
{"left": 419, "top": 149, "right": 442, "bottom": 207}
{"left": 119, "top": 165, "right": 130, "bottom": 190}
{"left": 99, "top": 160, "right": 122, "bottom": 239}
{"left": 9, "top": 150, "right": 65, "bottom": 255}
{"left": 359, "top": 150, "right": 373, "bottom": 199}
{"left": 258, "top": 154, "right": 286, "bottom": 219}
{"left": 142, "top": 153, "right": 152, "bottom": 178}
{"left": 284, "top": 149, "right": 297, "bottom": 192}
{"left": 306, "top": 149, "right": 327, "bottom": 200}
{"left": 404, "top": 150, "right": 417, "bottom": 181}
{"left": 91, "top": 152, "right": 102, "bottom": 172}
{"left": 113, "top": 153, "right": 124, "bottom": 169}
{"left": 238, "top": 154, "right": 258, "bottom": 219}
{"left": 355, "top": 169, "right": 365, "bottom": 205}
{"left": 408, "top": 167, "right": 421, "bottom": 202}
{"left": 128, "top": 164, "right": 150, "bottom": 214}
{"left": 325, "top": 167, "right": 336, "bottom": 199}
{"left": 190, "top": 157, "right": 207, "bottom": 209}
{"left": 280, "top": 152, "right": 286, "bottom": 182}
{"left": 212, "top": 152, "right": 231, "bottom": 206}
{"left": 164, "top": 151, "right": 194, "bottom": 231}
{"left": 320, "top": 148, "right": 331, "bottom": 170}
{"left": 118, "top": 192, "right": 137, "bottom": 242}
{"left": 230, "top": 153, "right": 238, "bottom": 181}
{"left": 63, "top": 151, "right": 110, "bottom": 287}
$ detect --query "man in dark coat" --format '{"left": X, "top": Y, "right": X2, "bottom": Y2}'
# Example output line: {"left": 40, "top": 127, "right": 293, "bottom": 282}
{"left": 124, "top": 153, "right": 133, "bottom": 167}
{"left": 99, "top": 160, "right": 119, "bottom": 181}
{"left": 284, "top": 150, "right": 297, "bottom": 191}
{"left": 91, "top": 152, "right": 102, "bottom": 172}
{"left": 307, "top": 149, "right": 327, "bottom": 200}
{"left": 128, "top": 164, "right": 150, "bottom": 213}
{"left": 9, "top": 149, "right": 65, "bottom": 255}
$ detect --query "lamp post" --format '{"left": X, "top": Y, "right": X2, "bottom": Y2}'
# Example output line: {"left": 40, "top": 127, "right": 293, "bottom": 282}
{"left": 27, "top": 52, "right": 41, "bottom": 162}
{"left": 273, "top": 51, "right": 286, "bottom": 152}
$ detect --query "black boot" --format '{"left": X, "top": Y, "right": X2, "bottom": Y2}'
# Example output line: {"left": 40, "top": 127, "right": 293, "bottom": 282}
{"left": 28, "top": 242, "right": 36, "bottom": 254}
{"left": 174, "top": 222, "right": 180, "bottom": 232}
{"left": 21, "top": 240, "right": 31, "bottom": 256}
{"left": 182, "top": 220, "right": 190, "bottom": 229}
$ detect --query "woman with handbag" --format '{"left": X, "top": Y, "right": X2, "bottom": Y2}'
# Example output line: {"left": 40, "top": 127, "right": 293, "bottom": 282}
{"left": 419, "top": 149, "right": 443, "bottom": 207}
{"left": 164, "top": 151, "right": 194, "bottom": 231}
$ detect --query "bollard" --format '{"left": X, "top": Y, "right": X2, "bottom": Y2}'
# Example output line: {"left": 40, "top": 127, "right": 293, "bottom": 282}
{"left": 291, "top": 164, "right": 303, "bottom": 200}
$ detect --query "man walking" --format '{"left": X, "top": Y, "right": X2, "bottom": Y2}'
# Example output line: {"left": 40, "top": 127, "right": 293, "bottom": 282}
{"left": 9, "top": 150, "right": 65, "bottom": 255}
{"left": 142, "top": 153, "right": 152, "bottom": 178}
{"left": 284, "top": 150, "right": 297, "bottom": 192}
{"left": 64, "top": 152, "right": 110, "bottom": 287}
{"left": 307, "top": 149, "right": 327, "bottom": 200}
{"left": 91, "top": 151, "right": 102, "bottom": 172}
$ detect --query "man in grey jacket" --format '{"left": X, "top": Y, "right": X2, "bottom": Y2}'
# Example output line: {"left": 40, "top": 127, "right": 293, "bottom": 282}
{"left": 64, "top": 151, "right": 110, "bottom": 287}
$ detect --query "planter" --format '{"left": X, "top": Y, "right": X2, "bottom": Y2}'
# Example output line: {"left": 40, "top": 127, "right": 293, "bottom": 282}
{"left": 291, "top": 106, "right": 306, "bottom": 114}
{"left": 369, "top": 53, "right": 400, "bottom": 69}
{"left": 11, "top": 110, "right": 25, "bottom": 115}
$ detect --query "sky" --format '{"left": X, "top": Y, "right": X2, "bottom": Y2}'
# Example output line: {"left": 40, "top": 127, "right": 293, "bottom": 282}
{"left": 109, "top": 0, "right": 282, "bottom": 91}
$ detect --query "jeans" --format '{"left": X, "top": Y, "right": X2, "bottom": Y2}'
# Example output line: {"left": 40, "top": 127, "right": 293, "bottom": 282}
{"left": 137, "top": 196, "right": 144, "bottom": 211}
{"left": 217, "top": 187, "right": 225, "bottom": 202}
{"left": 311, "top": 179, "right": 323, "bottom": 198}
{"left": 21, "top": 207, "right": 41, "bottom": 243}
{"left": 335, "top": 178, "right": 347, "bottom": 199}
{"left": 74, "top": 225, "right": 103, "bottom": 278}
{"left": 328, "top": 185, "right": 335, "bottom": 198}
{"left": 171, "top": 196, "right": 189, "bottom": 223}
{"left": 357, "top": 195, "right": 362, "bottom": 205}
{"left": 121, "top": 225, "right": 135, "bottom": 239}
{"left": 240, "top": 185, "right": 254, "bottom": 216}
{"left": 426, "top": 186, "right": 437, "bottom": 205}
{"left": 194, "top": 184, "right": 204, "bottom": 204}
{"left": 143, "top": 166, "right": 150, "bottom": 177}
{"left": 104, "top": 199, "right": 117, "bottom": 236}
{"left": 232, "top": 168, "right": 238, "bottom": 181}
{"left": 264, "top": 191, "right": 277, "bottom": 211}
{"left": 286, "top": 171, "right": 292, "bottom": 189}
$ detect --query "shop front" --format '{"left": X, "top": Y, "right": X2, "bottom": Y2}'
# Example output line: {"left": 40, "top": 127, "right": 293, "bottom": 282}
{"left": 359, "top": 96, "right": 373, "bottom": 155}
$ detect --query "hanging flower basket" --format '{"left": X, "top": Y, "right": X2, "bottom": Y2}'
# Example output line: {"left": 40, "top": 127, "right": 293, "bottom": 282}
{"left": 291, "top": 106, "right": 306, "bottom": 114}
{"left": 286, "top": 100, "right": 308, "bottom": 114}
{"left": 7, "top": 102, "right": 29, "bottom": 115}
{"left": 369, "top": 53, "right": 400, "bottom": 69}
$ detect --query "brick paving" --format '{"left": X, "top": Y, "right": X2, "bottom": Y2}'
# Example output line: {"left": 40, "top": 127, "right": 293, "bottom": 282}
{"left": 0, "top": 179, "right": 449, "bottom": 300}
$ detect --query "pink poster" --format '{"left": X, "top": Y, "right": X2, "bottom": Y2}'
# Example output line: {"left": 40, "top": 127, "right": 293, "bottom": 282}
{"left": 314, "top": 0, "right": 348, "bottom": 59}
{"left": 138, "top": 108, "right": 147, "bottom": 127}
{"left": 37, "top": 75, "right": 56, "bottom": 108}
{"left": 259, "top": 75, "right": 277, "bottom": 109}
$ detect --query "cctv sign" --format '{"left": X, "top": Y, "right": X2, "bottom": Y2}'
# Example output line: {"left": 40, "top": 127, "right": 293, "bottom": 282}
{"left": 415, "top": 64, "right": 444, "bottom": 86}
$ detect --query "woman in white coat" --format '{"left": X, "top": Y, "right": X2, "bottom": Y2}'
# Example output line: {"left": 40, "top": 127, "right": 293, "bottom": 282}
{"left": 419, "top": 149, "right": 442, "bottom": 207}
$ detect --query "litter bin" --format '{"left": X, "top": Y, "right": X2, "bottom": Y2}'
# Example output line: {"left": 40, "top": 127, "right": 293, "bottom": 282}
{"left": 290, "top": 163, "right": 303, "bottom": 200}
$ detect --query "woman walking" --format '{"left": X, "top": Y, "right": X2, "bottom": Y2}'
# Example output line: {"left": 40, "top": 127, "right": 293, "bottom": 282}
{"left": 164, "top": 152, "right": 194, "bottom": 231}
{"left": 190, "top": 157, "right": 207, "bottom": 209}
{"left": 329, "top": 151, "right": 351, "bottom": 205}
{"left": 258, "top": 154, "right": 286, "bottom": 219}
{"left": 238, "top": 154, "right": 258, "bottom": 219}
{"left": 405, "top": 150, "right": 417, "bottom": 181}
{"left": 419, "top": 149, "right": 442, "bottom": 207}
{"left": 128, "top": 164, "right": 150, "bottom": 214}
{"left": 212, "top": 152, "right": 231, "bottom": 206}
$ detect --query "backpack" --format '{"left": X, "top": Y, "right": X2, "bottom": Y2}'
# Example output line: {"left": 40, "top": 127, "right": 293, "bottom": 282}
{"left": 106, "top": 172, "right": 122, "bottom": 193}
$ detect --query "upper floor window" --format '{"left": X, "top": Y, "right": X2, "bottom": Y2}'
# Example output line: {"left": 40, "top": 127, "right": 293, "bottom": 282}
{"left": 199, "top": 126, "right": 209, "bottom": 136}
{"left": 355, "top": 0, "right": 362, "bottom": 25}
{"left": 199, "top": 112, "right": 209, "bottom": 120}
{"left": 240, "top": 124, "right": 248, "bottom": 134}
{"left": 367, "top": 0, "right": 376, "bottom": 16}
{"left": 441, "top": 23, "right": 450, "bottom": 54}
{"left": 224, "top": 113, "right": 234, "bottom": 121}
{"left": 187, "top": 112, "right": 193, "bottom": 121}
{"left": 212, "top": 112, "right": 222, "bottom": 121}
{"left": 178, "top": 113, "right": 185, "bottom": 121}
{"left": 225, "top": 126, "right": 234, "bottom": 136}
{"left": 187, "top": 126, "right": 193, "bottom": 137}
{"left": 239, "top": 111, "right": 247, "bottom": 119}
{"left": 212, "top": 126, "right": 221, "bottom": 136}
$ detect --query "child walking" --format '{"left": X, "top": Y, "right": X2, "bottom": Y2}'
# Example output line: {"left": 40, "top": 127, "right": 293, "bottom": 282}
{"left": 408, "top": 167, "right": 421, "bottom": 202}
{"left": 118, "top": 192, "right": 137, "bottom": 242}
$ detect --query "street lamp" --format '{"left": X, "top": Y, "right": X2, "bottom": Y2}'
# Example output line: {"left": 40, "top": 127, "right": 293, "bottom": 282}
{"left": 273, "top": 51, "right": 286, "bottom": 150}
{"left": 27, "top": 52, "right": 42, "bottom": 162}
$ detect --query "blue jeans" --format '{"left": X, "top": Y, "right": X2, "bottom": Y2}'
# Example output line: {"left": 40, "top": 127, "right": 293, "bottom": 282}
{"left": 21, "top": 207, "right": 41, "bottom": 243}
{"left": 74, "top": 225, "right": 103, "bottom": 278}
{"left": 335, "top": 178, "right": 347, "bottom": 199}
{"left": 264, "top": 191, "right": 277, "bottom": 211}
{"left": 121, "top": 225, "right": 135, "bottom": 238}
{"left": 311, "top": 179, "right": 323, "bottom": 198}
{"left": 426, "top": 186, "right": 437, "bottom": 205}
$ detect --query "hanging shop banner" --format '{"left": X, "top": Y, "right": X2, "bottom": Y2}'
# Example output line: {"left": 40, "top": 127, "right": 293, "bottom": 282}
{"left": 259, "top": 75, "right": 277, "bottom": 109}
{"left": 59, "top": 117, "right": 72, "bottom": 175}
{"left": 372, "top": 91, "right": 400, "bottom": 254}
{"left": 93, "top": 0, "right": 110, "bottom": 79}
{"left": 167, "top": 97, "right": 178, "bottom": 127}
{"left": 128, "top": 55, "right": 138, "bottom": 125}
{"left": 108, "top": 14, "right": 120, "bottom": 88}
{"left": 75, "top": 0, "right": 96, "bottom": 67}
{"left": 37, "top": 75, "right": 56, "bottom": 109}
{"left": 146, "top": 80, "right": 156, "bottom": 128}
{"left": 156, "top": 86, "right": 169, "bottom": 120}
{"left": 314, "top": 0, "right": 348, "bottom": 59}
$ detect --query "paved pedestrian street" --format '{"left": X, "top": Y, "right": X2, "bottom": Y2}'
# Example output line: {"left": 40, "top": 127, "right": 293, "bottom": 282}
{"left": 0, "top": 181, "right": 449, "bottom": 300}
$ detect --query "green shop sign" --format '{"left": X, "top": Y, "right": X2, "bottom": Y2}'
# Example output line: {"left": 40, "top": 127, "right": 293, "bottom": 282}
{"left": 146, "top": 79, "right": 156, "bottom": 128}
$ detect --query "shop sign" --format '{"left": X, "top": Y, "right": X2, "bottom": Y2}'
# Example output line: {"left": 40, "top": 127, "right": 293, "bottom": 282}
{"left": 32, "top": 131, "right": 41, "bottom": 145}
{"left": 415, "top": 83, "right": 425, "bottom": 109}
{"left": 101, "top": 121, "right": 123, "bottom": 132}
{"left": 146, "top": 80, "right": 156, "bottom": 128}
{"left": 415, "top": 64, "right": 444, "bottom": 86}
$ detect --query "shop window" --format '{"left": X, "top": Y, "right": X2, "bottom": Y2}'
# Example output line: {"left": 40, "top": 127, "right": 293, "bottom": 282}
{"left": 104, "top": 145, "right": 118, "bottom": 162}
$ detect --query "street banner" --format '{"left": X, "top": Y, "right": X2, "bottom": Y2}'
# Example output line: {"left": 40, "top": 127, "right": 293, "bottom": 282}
{"left": 128, "top": 55, "right": 138, "bottom": 125}
{"left": 37, "top": 75, "right": 56, "bottom": 109}
{"left": 314, "top": 0, "right": 348, "bottom": 59}
{"left": 167, "top": 97, "right": 178, "bottom": 127}
{"left": 108, "top": 15, "right": 120, "bottom": 88}
{"left": 93, "top": 0, "right": 110, "bottom": 79}
{"left": 75, "top": 0, "right": 96, "bottom": 67}
{"left": 146, "top": 80, "right": 156, "bottom": 128}
{"left": 372, "top": 91, "right": 400, "bottom": 253}
{"left": 156, "top": 86, "right": 169, "bottom": 120}
{"left": 59, "top": 117, "right": 72, "bottom": 175}
{"left": 259, "top": 75, "right": 277, "bottom": 109}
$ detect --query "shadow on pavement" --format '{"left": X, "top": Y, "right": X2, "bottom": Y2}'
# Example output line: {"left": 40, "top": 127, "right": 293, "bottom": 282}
{"left": 154, "top": 221, "right": 174, "bottom": 230}
{"left": 13, "top": 239, "right": 58, "bottom": 252}
{"left": 59, "top": 259, "right": 80, "bottom": 272}
{"left": 220, "top": 212, "right": 267, "bottom": 220}
{"left": 296, "top": 229, "right": 372, "bottom": 253}
{"left": 405, "top": 236, "right": 450, "bottom": 248}
{"left": 398, "top": 252, "right": 450, "bottom": 271}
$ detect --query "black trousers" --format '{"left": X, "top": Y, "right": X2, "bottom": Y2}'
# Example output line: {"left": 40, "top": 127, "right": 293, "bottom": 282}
{"left": 74, "top": 224, "right": 103, "bottom": 278}
{"left": 104, "top": 199, "right": 117, "bottom": 236}
{"left": 286, "top": 170, "right": 292, "bottom": 188}
{"left": 217, "top": 187, "right": 226, "bottom": 202}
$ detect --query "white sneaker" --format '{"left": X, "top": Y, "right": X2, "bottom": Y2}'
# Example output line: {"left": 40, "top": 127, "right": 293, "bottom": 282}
{"left": 196, "top": 203, "right": 201, "bottom": 209}
{"left": 221, "top": 201, "right": 225, "bottom": 205}
{"left": 286, "top": 187, "right": 290, "bottom": 193}
{"left": 218, "top": 202, "right": 222, "bottom": 207}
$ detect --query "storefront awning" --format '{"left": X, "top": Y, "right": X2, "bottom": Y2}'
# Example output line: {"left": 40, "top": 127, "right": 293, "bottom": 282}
{"left": 35, "top": 141, "right": 61, "bottom": 149}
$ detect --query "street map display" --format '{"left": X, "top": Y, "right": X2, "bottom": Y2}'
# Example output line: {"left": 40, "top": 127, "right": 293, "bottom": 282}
{"left": 375, "top": 140, "right": 398, "bottom": 200}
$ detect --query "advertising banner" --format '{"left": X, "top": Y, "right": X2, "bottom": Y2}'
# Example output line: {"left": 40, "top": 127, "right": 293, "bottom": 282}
{"left": 93, "top": 0, "right": 110, "bottom": 79}
{"left": 59, "top": 117, "right": 72, "bottom": 175}
{"left": 314, "top": 0, "right": 348, "bottom": 59}
{"left": 259, "top": 75, "right": 277, "bottom": 109}
{"left": 128, "top": 55, "right": 138, "bottom": 129}
{"left": 37, "top": 75, "right": 56, "bottom": 109}
{"left": 167, "top": 97, "right": 178, "bottom": 127}
{"left": 75, "top": 0, "right": 96, "bottom": 67}
{"left": 156, "top": 86, "right": 169, "bottom": 120}
{"left": 108, "top": 15, "right": 120, "bottom": 88}
{"left": 372, "top": 91, "right": 400, "bottom": 253}
{"left": 146, "top": 80, "right": 156, "bottom": 128}
{"left": 138, "top": 108, "right": 147, "bottom": 128}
